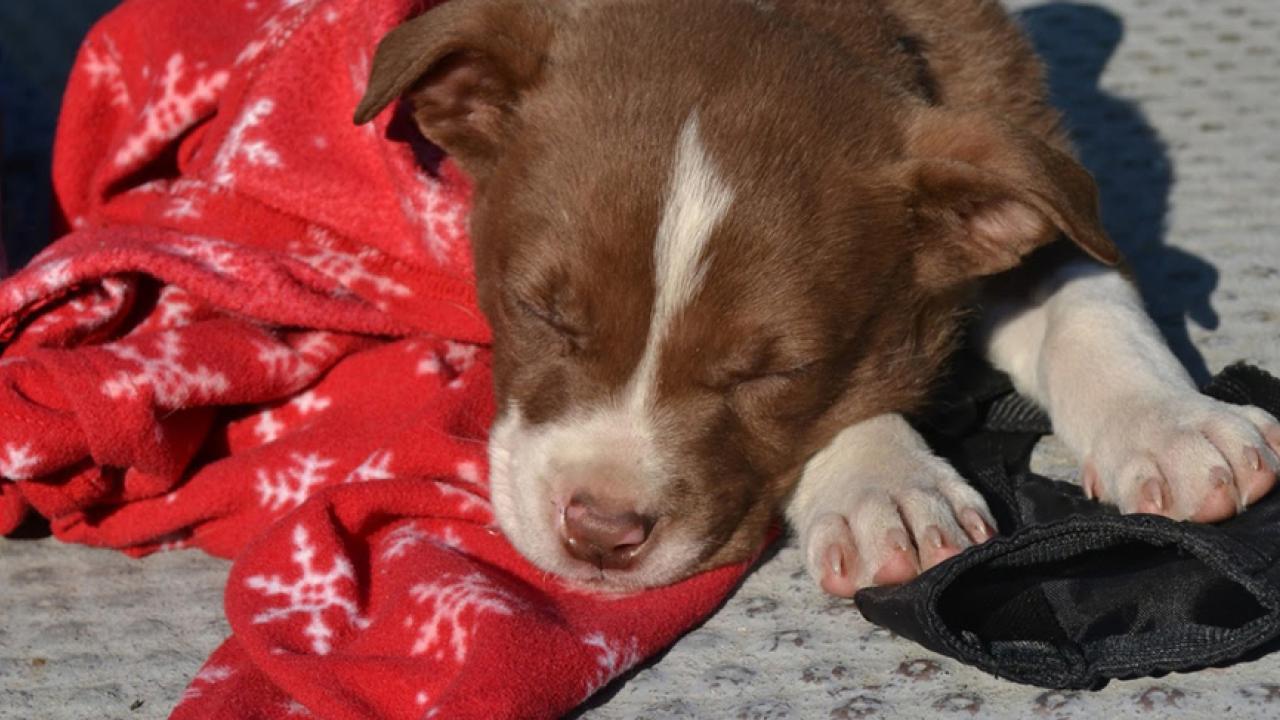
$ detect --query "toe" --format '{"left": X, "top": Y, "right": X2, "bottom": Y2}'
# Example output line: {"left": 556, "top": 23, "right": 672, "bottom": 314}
{"left": 894, "top": 487, "right": 973, "bottom": 571}
{"left": 1200, "top": 408, "right": 1280, "bottom": 510}
{"left": 870, "top": 528, "right": 921, "bottom": 586}
{"left": 958, "top": 507, "right": 996, "bottom": 544}
{"left": 1266, "top": 424, "right": 1280, "bottom": 456}
{"left": 1233, "top": 405, "right": 1280, "bottom": 506}
{"left": 1237, "top": 445, "right": 1278, "bottom": 507}
{"left": 1135, "top": 476, "right": 1169, "bottom": 515}
{"left": 1239, "top": 406, "right": 1280, "bottom": 455}
{"left": 819, "top": 542, "right": 860, "bottom": 598}
{"left": 916, "top": 525, "right": 962, "bottom": 570}
{"left": 804, "top": 513, "right": 860, "bottom": 597}
{"left": 1188, "top": 466, "right": 1241, "bottom": 522}
{"left": 1115, "top": 457, "right": 1171, "bottom": 516}
{"left": 1081, "top": 462, "right": 1103, "bottom": 502}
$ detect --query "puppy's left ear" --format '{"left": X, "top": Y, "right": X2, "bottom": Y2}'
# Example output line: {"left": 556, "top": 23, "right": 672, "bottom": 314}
{"left": 898, "top": 108, "right": 1121, "bottom": 290}
{"left": 353, "top": 0, "right": 560, "bottom": 174}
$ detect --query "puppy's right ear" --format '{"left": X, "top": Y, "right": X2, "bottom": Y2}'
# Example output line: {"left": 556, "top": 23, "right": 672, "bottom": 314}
{"left": 353, "top": 0, "right": 559, "bottom": 173}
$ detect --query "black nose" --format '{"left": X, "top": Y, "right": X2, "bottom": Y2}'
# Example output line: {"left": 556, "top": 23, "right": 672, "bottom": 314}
{"left": 560, "top": 494, "right": 656, "bottom": 570}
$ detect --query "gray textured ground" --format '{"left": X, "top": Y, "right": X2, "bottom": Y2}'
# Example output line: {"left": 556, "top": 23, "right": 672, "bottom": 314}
{"left": 4, "top": 1, "right": 1280, "bottom": 718}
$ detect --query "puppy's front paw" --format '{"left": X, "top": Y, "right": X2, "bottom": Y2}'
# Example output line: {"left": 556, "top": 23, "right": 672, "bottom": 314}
{"left": 795, "top": 452, "right": 996, "bottom": 598}
{"left": 1084, "top": 395, "right": 1280, "bottom": 521}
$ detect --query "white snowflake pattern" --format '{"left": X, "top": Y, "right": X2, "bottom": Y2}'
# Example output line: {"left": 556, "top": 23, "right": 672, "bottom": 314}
{"left": 163, "top": 235, "right": 241, "bottom": 276}
{"left": 256, "top": 452, "right": 335, "bottom": 511}
{"left": 154, "top": 285, "right": 195, "bottom": 328}
{"left": 455, "top": 461, "right": 480, "bottom": 485}
{"left": 438, "top": 482, "right": 490, "bottom": 517}
{"left": 381, "top": 523, "right": 430, "bottom": 562}
{"left": 236, "top": 0, "right": 322, "bottom": 67}
{"left": 101, "top": 330, "right": 230, "bottom": 406}
{"left": 8, "top": 257, "right": 75, "bottom": 307}
{"left": 38, "top": 258, "right": 74, "bottom": 291}
{"left": 388, "top": 150, "right": 468, "bottom": 265}
{"left": 341, "top": 450, "right": 394, "bottom": 484}
{"left": 431, "top": 526, "right": 465, "bottom": 552}
{"left": 415, "top": 352, "right": 442, "bottom": 376}
{"left": 114, "top": 53, "right": 229, "bottom": 168}
{"left": 291, "top": 227, "right": 412, "bottom": 305}
{"left": 253, "top": 409, "right": 285, "bottom": 444}
{"left": 416, "top": 341, "right": 480, "bottom": 388}
{"left": 444, "top": 342, "right": 479, "bottom": 373}
{"left": 195, "top": 665, "right": 234, "bottom": 684}
{"left": 82, "top": 36, "right": 130, "bottom": 109}
{"left": 381, "top": 523, "right": 464, "bottom": 562}
{"left": 0, "top": 443, "right": 41, "bottom": 480}
{"left": 156, "top": 178, "right": 210, "bottom": 220}
{"left": 406, "top": 573, "right": 523, "bottom": 663}
{"left": 246, "top": 525, "right": 368, "bottom": 655}
{"left": 256, "top": 332, "right": 336, "bottom": 387}
{"left": 175, "top": 663, "right": 235, "bottom": 707}
{"left": 281, "top": 699, "right": 313, "bottom": 717}
{"left": 581, "top": 632, "right": 641, "bottom": 701}
{"left": 211, "top": 98, "right": 281, "bottom": 186}
{"left": 164, "top": 196, "right": 200, "bottom": 220}
{"left": 25, "top": 277, "right": 128, "bottom": 337}
{"left": 290, "top": 390, "right": 331, "bottom": 415}
{"left": 415, "top": 690, "right": 440, "bottom": 719}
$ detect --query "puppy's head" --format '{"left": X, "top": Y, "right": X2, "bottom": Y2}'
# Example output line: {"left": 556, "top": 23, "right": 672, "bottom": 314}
{"left": 356, "top": 0, "right": 1118, "bottom": 590}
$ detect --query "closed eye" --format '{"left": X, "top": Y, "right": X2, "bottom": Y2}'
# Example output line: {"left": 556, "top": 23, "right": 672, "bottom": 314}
{"left": 515, "top": 298, "right": 583, "bottom": 343}
{"left": 724, "top": 360, "right": 821, "bottom": 389}
{"left": 744, "top": 361, "right": 819, "bottom": 382}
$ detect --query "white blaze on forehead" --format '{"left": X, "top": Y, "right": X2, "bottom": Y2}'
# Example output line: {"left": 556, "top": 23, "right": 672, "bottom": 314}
{"left": 629, "top": 112, "right": 735, "bottom": 407}
{"left": 487, "top": 114, "right": 735, "bottom": 585}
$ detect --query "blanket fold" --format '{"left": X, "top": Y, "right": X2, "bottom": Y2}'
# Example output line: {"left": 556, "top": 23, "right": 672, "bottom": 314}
{"left": 0, "top": 1, "right": 757, "bottom": 717}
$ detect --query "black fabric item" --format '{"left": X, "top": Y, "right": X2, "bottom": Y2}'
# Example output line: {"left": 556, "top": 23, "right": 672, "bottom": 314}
{"left": 856, "top": 361, "right": 1280, "bottom": 690}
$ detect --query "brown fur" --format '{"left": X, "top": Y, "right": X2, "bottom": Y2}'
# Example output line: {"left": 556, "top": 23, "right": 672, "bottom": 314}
{"left": 357, "top": 0, "right": 1120, "bottom": 578}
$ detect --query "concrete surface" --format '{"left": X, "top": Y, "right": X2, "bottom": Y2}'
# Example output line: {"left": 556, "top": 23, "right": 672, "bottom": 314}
{"left": 3, "top": 0, "right": 1280, "bottom": 718}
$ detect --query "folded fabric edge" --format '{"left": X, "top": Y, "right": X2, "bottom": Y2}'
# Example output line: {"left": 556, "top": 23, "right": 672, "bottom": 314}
{"left": 856, "top": 515, "right": 1280, "bottom": 690}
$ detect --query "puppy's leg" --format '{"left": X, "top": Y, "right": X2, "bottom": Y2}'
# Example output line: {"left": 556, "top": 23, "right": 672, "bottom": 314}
{"left": 787, "top": 414, "right": 996, "bottom": 597}
{"left": 982, "top": 259, "right": 1280, "bottom": 520}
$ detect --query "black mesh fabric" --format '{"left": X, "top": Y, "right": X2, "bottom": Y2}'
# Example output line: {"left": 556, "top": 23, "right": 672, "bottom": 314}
{"left": 856, "top": 361, "right": 1280, "bottom": 690}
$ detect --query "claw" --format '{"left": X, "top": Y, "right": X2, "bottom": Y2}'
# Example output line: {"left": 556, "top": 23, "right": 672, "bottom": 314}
{"left": 1141, "top": 477, "right": 1166, "bottom": 513}
{"left": 959, "top": 507, "right": 993, "bottom": 543}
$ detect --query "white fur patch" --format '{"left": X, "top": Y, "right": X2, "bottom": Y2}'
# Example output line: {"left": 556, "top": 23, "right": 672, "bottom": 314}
{"left": 486, "top": 113, "right": 735, "bottom": 588}
{"left": 786, "top": 414, "right": 992, "bottom": 589}
{"left": 487, "top": 403, "right": 705, "bottom": 589}
{"left": 628, "top": 112, "right": 734, "bottom": 409}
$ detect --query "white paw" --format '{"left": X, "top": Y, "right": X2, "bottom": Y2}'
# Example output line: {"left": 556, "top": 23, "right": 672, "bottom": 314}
{"left": 1082, "top": 394, "right": 1280, "bottom": 521}
{"left": 791, "top": 439, "right": 996, "bottom": 598}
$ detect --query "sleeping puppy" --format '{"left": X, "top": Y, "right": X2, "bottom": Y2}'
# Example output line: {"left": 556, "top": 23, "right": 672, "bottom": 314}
{"left": 354, "top": 0, "right": 1280, "bottom": 596}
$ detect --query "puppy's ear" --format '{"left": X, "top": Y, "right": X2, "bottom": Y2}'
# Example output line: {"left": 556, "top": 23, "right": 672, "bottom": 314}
{"left": 353, "top": 0, "right": 559, "bottom": 173}
{"left": 897, "top": 109, "right": 1121, "bottom": 290}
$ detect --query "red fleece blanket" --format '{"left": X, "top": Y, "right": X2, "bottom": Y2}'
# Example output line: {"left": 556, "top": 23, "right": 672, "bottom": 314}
{"left": 0, "top": 1, "right": 758, "bottom": 717}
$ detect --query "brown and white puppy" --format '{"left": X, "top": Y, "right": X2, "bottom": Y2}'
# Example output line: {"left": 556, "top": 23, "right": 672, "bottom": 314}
{"left": 355, "top": 0, "right": 1280, "bottom": 595}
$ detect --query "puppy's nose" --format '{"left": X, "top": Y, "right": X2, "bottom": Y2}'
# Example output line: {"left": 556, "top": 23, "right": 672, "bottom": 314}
{"left": 561, "top": 494, "right": 655, "bottom": 570}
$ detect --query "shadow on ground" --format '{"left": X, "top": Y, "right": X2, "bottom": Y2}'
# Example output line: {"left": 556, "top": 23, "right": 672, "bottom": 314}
{"left": 1020, "top": 2, "right": 1217, "bottom": 383}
